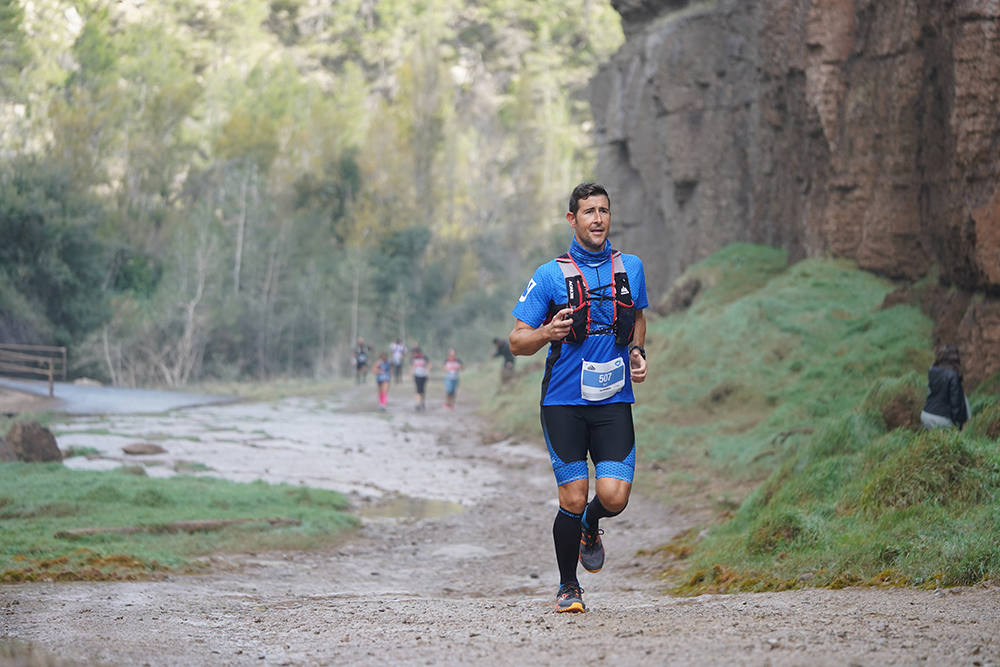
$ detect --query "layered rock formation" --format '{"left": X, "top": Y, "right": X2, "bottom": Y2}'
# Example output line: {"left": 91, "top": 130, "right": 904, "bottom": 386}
{"left": 592, "top": 0, "right": 1000, "bottom": 385}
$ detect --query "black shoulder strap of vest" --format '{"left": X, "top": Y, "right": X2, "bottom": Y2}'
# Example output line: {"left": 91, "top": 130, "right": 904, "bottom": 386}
{"left": 552, "top": 254, "right": 589, "bottom": 343}
{"left": 610, "top": 251, "right": 636, "bottom": 345}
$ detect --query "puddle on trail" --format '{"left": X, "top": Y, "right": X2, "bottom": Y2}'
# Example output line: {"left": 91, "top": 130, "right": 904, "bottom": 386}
{"left": 359, "top": 495, "right": 465, "bottom": 521}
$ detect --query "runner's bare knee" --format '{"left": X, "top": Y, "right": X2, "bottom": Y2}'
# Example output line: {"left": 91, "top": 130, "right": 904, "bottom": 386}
{"left": 595, "top": 479, "right": 631, "bottom": 513}
{"left": 558, "top": 479, "right": 588, "bottom": 514}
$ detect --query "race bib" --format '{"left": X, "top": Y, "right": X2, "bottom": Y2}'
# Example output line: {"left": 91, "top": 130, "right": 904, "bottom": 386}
{"left": 580, "top": 358, "right": 626, "bottom": 401}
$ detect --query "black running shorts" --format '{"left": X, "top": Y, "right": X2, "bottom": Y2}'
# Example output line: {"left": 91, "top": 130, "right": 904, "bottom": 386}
{"left": 540, "top": 403, "right": 636, "bottom": 485}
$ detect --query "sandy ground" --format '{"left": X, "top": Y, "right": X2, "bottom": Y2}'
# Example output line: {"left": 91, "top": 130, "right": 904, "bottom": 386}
{"left": 2, "top": 382, "right": 999, "bottom": 666}
{"left": 0, "top": 388, "right": 58, "bottom": 416}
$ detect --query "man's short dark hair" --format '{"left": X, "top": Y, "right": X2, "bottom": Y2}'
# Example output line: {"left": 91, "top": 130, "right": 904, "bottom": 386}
{"left": 568, "top": 182, "right": 610, "bottom": 215}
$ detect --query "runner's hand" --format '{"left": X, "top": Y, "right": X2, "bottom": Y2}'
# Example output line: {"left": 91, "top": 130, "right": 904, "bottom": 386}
{"left": 547, "top": 308, "right": 574, "bottom": 341}
{"left": 630, "top": 348, "right": 647, "bottom": 383}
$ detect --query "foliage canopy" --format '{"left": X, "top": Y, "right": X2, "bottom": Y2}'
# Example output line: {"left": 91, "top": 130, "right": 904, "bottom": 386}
{"left": 0, "top": 0, "right": 624, "bottom": 384}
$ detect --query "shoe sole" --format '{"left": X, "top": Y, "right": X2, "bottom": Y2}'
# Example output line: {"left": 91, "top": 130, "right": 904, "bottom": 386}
{"left": 555, "top": 602, "right": 586, "bottom": 613}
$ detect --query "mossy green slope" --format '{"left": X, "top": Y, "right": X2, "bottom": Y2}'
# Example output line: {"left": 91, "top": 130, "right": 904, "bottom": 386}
{"left": 676, "top": 411, "right": 1000, "bottom": 593}
{"left": 637, "top": 243, "right": 932, "bottom": 478}
{"left": 635, "top": 243, "right": 999, "bottom": 592}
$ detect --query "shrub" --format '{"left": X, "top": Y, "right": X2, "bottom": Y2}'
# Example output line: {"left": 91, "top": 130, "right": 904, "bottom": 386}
{"left": 967, "top": 399, "right": 1000, "bottom": 440}
{"left": 746, "top": 510, "right": 807, "bottom": 554}
{"left": 944, "top": 544, "right": 1000, "bottom": 586}
{"left": 859, "top": 431, "right": 985, "bottom": 513}
{"left": 859, "top": 373, "right": 924, "bottom": 431}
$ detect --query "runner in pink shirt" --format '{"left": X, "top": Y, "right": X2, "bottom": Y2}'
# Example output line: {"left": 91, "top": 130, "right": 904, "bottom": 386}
{"left": 442, "top": 348, "right": 463, "bottom": 410}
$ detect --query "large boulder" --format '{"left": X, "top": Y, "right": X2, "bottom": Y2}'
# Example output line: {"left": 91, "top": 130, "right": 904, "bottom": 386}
{"left": 4, "top": 421, "right": 62, "bottom": 463}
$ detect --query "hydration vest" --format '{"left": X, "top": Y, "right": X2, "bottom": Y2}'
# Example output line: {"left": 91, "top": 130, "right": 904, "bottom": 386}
{"left": 548, "top": 251, "right": 636, "bottom": 346}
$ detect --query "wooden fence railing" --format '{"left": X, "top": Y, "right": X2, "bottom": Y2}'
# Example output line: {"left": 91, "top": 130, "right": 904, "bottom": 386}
{"left": 0, "top": 344, "right": 67, "bottom": 397}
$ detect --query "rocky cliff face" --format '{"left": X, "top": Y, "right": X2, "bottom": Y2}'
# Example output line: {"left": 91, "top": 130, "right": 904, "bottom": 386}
{"left": 592, "top": 0, "right": 1000, "bottom": 385}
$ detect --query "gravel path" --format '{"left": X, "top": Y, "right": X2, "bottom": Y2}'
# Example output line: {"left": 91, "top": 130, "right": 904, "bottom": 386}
{"left": 2, "top": 385, "right": 998, "bottom": 666}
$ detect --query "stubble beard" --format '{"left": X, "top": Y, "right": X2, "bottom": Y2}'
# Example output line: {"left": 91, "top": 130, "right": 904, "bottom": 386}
{"left": 577, "top": 231, "right": 607, "bottom": 253}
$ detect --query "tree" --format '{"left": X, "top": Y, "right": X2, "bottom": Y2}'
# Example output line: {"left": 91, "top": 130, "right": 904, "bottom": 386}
{"left": 113, "top": 24, "right": 204, "bottom": 245}
{"left": 3, "top": 0, "right": 625, "bottom": 382}
{"left": 48, "top": 6, "right": 122, "bottom": 188}
{"left": 0, "top": 0, "right": 28, "bottom": 98}
{"left": 0, "top": 158, "right": 110, "bottom": 345}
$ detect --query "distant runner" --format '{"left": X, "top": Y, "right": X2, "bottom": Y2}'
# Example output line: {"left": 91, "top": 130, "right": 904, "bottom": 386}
{"left": 411, "top": 346, "right": 430, "bottom": 411}
{"left": 375, "top": 352, "right": 392, "bottom": 410}
{"left": 442, "top": 349, "right": 463, "bottom": 410}
{"left": 390, "top": 338, "right": 407, "bottom": 384}
{"left": 353, "top": 337, "right": 369, "bottom": 384}
{"left": 509, "top": 182, "right": 649, "bottom": 614}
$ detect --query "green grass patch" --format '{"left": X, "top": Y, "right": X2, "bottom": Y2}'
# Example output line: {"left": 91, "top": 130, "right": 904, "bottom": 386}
{"left": 859, "top": 432, "right": 988, "bottom": 512}
{"left": 61, "top": 445, "right": 101, "bottom": 458}
{"left": 673, "top": 423, "right": 1000, "bottom": 593}
{"left": 0, "top": 463, "right": 357, "bottom": 582}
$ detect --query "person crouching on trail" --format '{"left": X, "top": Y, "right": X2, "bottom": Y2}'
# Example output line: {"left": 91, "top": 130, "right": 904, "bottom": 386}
{"left": 509, "top": 182, "right": 649, "bottom": 614}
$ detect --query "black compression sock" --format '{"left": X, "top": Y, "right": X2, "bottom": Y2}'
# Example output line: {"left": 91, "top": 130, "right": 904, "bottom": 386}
{"left": 553, "top": 507, "right": 582, "bottom": 585}
{"left": 581, "top": 496, "right": 624, "bottom": 533}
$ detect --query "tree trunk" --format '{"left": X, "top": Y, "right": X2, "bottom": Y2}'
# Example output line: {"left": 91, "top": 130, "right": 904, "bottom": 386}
{"left": 234, "top": 164, "right": 255, "bottom": 295}
{"left": 350, "top": 270, "right": 360, "bottom": 351}
{"left": 101, "top": 326, "right": 119, "bottom": 386}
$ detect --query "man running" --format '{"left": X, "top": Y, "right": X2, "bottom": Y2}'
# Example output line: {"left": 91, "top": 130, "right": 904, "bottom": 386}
{"left": 509, "top": 182, "right": 648, "bottom": 613}
{"left": 390, "top": 338, "right": 407, "bottom": 384}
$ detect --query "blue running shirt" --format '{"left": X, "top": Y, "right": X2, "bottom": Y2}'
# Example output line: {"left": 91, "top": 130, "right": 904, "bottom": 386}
{"left": 513, "top": 242, "right": 648, "bottom": 406}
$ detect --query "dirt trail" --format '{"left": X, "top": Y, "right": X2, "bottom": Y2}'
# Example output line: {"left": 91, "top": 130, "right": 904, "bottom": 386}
{"left": 2, "top": 384, "right": 999, "bottom": 666}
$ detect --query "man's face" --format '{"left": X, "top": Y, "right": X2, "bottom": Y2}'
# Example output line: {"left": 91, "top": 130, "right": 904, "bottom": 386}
{"left": 567, "top": 194, "right": 611, "bottom": 253}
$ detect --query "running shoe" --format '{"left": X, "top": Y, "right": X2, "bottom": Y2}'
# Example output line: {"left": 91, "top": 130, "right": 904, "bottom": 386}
{"left": 554, "top": 583, "right": 586, "bottom": 613}
{"left": 579, "top": 527, "right": 605, "bottom": 573}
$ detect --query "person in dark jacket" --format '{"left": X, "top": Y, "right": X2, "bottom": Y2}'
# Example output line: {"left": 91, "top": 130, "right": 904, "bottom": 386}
{"left": 920, "top": 343, "right": 969, "bottom": 430}
{"left": 493, "top": 337, "right": 515, "bottom": 384}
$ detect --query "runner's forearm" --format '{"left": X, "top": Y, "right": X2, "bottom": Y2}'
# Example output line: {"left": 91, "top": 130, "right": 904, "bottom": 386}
{"left": 510, "top": 309, "right": 574, "bottom": 356}
{"left": 509, "top": 322, "right": 552, "bottom": 356}
{"left": 632, "top": 309, "right": 646, "bottom": 348}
